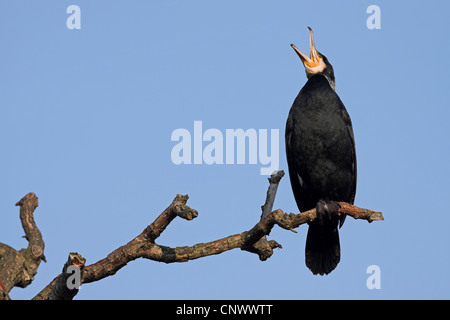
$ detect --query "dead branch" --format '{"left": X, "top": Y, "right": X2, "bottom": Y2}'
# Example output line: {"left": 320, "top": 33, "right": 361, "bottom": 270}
{"left": 0, "top": 193, "right": 45, "bottom": 300}
{"left": 34, "top": 188, "right": 382, "bottom": 299}
{"left": 261, "top": 170, "right": 285, "bottom": 219}
{"left": 47, "top": 252, "right": 86, "bottom": 300}
{"left": 1, "top": 173, "right": 383, "bottom": 300}
{"left": 248, "top": 170, "right": 286, "bottom": 258}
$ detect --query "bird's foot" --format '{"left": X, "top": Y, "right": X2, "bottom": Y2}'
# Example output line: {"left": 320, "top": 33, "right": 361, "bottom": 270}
{"left": 316, "top": 200, "right": 341, "bottom": 226}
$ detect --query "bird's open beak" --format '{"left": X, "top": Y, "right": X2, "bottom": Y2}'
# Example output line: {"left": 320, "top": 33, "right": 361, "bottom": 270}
{"left": 291, "top": 27, "right": 321, "bottom": 68}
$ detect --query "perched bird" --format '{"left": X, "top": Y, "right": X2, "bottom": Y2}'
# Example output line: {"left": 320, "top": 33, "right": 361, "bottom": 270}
{"left": 285, "top": 28, "right": 357, "bottom": 275}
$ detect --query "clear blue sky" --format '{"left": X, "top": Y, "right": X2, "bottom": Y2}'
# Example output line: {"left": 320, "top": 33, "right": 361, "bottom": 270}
{"left": 1, "top": 1, "right": 449, "bottom": 299}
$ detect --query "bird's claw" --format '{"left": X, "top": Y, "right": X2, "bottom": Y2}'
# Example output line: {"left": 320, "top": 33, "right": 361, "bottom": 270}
{"left": 316, "top": 200, "right": 340, "bottom": 226}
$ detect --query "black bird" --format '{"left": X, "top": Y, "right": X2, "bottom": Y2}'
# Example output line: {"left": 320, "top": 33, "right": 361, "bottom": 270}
{"left": 285, "top": 28, "right": 357, "bottom": 275}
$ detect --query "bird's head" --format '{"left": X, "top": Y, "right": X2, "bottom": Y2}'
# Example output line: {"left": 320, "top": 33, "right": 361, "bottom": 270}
{"left": 291, "top": 27, "right": 335, "bottom": 90}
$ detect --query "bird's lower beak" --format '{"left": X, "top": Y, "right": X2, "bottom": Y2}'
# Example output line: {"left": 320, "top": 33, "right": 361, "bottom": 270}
{"left": 291, "top": 27, "right": 321, "bottom": 68}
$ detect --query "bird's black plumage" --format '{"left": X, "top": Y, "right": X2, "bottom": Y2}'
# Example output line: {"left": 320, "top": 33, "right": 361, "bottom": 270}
{"left": 286, "top": 32, "right": 357, "bottom": 275}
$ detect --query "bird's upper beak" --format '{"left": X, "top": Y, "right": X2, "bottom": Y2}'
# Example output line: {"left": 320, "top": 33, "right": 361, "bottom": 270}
{"left": 291, "top": 27, "right": 322, "bottom": 69}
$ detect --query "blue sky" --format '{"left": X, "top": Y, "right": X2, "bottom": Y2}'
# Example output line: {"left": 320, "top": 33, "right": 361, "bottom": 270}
{"left": 1, "top": 1, "right": 449, "bottom": 299}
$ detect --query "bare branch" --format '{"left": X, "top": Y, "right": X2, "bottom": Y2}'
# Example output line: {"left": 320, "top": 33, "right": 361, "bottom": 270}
{"left": 0, "top": 193, "right": 45, "bottom": 300}
{"left": 244, "top": 170, "right": 286, "bottom": 259}
{"left": 48, "top": 253, "right": 86, "bottom": 300}
{"left": 33, "top": 190, "right": 383, "bottom": 300}
{"left": 0, "top": 170, "right": 381, "bottom": 300}
{"left": 261, "top": 170, "right": 285, "bottom": 219}
{"left": 142, "top": 194, "right": 198, "bottom": 242}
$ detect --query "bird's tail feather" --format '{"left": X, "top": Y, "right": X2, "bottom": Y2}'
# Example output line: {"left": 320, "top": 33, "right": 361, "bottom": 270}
{"left": 305, "top": 220, "right": 340, "bottom": 275}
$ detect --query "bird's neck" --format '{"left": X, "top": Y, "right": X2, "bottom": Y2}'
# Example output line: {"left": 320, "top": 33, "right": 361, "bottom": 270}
{"left": 307, "top": 73, "right": 336, "bottom": 91}
{"left": 323, "top": 75, "right": 336, "bottom": 91}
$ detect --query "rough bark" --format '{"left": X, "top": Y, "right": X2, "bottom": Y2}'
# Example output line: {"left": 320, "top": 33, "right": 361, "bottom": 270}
{"left": 1, "top": 172, "right": 383, "bottom": 300}
{"left": 0, "top": 193, "right": 45, "bottom": 300}
{"left": 47, "top": 252, "right": 86, "bottom": 300}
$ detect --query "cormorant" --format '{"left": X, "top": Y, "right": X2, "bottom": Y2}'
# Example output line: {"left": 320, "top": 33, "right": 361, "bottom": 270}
{"left": 285, "top": 28, "right": 357, "bottom": 275}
